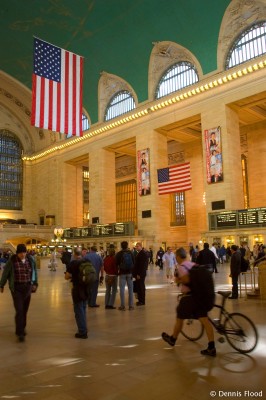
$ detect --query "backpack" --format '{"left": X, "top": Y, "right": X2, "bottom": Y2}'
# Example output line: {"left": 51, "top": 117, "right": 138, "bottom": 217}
{"left": 119, "top": 251, "right": 133, "bottom": 272}
{"left": 188, "top": 265, "right": 215, "bottom": 312}
{"left": 78, "top": 261, "right": 97, "bottom": 285}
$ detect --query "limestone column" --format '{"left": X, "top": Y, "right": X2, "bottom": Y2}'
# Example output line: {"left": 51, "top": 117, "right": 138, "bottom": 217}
{"left": 245, "top": 121, "right": 266, "bottom": 207}
{"left": 89, "top": 148, "right": 116, "bottom": 224}
{"left": 136, "top": 128, "right": 169, "bottom": 243}
{"left": 201, "top": 103, "right": 244, "bottom": 213}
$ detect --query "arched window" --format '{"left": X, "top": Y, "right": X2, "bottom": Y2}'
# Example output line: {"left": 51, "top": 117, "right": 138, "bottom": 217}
{"left": 155, "top": 62, "right": 199, "bottom": 99}
{"left": 0, "top": 130, "right": 23, "bottom": 210}
{"left": 226, "top": 22, "right": 266, "bottom": 69}
{"left": 104, "top": 90, "right": 136, "bottom": 121}
{"left": 82, "top": 113, "right": 90, "bottom": 131}
{"left": 66, "top": 113, "right": 89, "bottom": 138}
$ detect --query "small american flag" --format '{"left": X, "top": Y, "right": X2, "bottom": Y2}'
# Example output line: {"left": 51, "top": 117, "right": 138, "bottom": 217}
{"left": 31, "top": 38, "right": 84, "bottom": 136}
{"left": 157, "top": 162, "right": 192, "bottom": 195}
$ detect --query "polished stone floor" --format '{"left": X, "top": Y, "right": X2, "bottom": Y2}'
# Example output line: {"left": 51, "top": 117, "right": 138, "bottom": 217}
{"left": 0, "top": 260, "right": 265, "bottom": 400}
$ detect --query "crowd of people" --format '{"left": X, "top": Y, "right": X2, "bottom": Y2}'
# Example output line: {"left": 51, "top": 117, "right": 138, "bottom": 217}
{"left": 0, "top": 240, "right": 265, "bottom": 357}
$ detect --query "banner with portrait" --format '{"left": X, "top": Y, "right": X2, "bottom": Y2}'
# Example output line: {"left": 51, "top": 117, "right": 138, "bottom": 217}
{"left": 204, "top": 127, "right": 223, "bottom": 184}
{"left": 137, "top": 148, "right": 151, "bottom": 196}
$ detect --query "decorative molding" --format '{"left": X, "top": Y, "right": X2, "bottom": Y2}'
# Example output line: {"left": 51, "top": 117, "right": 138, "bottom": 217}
{"left": 168, "top": 151, "right": 185, "bottom": 165}
{"left": 0, "top": 87, "right": 31, "bottom": 117}
{"left": 98, "top": 72, "right": 138, "bottom": 122}
{"left": 0, "top": 87, "right": 47, "bottom": 142}
{"left": 148, "top": 41, "right": 203, "bottom": 100}
{"left": 116, "top": 164, "right": 136, "bottom": 179}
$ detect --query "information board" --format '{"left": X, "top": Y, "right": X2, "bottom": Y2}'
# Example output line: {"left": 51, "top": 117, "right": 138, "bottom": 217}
{"left": 210, "top": 207, "right": 266, "bottom": 230}
{"left": 216, "top": 213, "right": 237, "bottom": 227}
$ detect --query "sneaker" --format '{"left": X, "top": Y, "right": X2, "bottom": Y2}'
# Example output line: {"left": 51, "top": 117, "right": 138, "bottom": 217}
{"left": 161, "top": 332, "right": 176, "bottom": 347}
{"left": 129, "top": 306, "right": 134, "bottom": 310}
{"left": 200, "top": 347, "right": 216, "bottom": 357}
{"left": 18, "top": 335, "right": 25, "bottom": 342}
{"left": 75, "top": 333, "right": 88, "bottom": 339}
{"left": 118, "top": 306, "right": 126, "bottom": 311}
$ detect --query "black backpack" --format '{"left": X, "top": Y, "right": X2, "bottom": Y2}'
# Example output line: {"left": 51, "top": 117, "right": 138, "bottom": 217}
{"left": 188, "top": 265, "right": 215, "bottom": 312}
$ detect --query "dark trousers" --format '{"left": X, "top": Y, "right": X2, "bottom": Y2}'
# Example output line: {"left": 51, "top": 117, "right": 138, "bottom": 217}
{"left": 231, "top": 274, "right": 239, "bottom": 298}
{"left": 136, "top": 278, "right": 146, "bottom": 304}
{"left": 12, "top": 283, "right": 32, "bottom": 336}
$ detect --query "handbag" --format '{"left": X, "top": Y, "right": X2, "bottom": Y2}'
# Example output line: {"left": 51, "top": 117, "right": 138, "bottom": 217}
{"left": 31, "top": 284, "right": 38, "bottom": 293}
{"left": 105, "top": 275, "right": 116, "bottom": 285}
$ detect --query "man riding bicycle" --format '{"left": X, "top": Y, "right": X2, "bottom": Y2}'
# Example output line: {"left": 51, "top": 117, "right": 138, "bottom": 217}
{"left": 162, "top": 247, "right": 216, "bottom": 357}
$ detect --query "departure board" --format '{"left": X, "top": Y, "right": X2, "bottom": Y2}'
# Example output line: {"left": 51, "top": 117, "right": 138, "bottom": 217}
{"left": 216, "top": 213, "right": 237, "bottom": 227}
{"left": 210, "top": 207, "right": 266, "bottom": 230}
{"left": 238, "top": 208, "right": 266, "bottom": 226}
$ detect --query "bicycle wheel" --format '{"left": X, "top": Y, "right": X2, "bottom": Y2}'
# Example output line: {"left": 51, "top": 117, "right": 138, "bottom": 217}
{"left": 181, "top": 319, "right": 204, "bottom": 341}
{"left": 224, "top": 312, "right": 258, "bottom": 353}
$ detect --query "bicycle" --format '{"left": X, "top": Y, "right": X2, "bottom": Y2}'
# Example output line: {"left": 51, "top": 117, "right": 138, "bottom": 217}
{"left": 181, "top": 290, "right": 258, "bottom": 353}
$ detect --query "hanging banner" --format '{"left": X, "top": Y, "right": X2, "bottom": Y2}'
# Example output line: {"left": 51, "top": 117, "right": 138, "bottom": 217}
{"left": 137, "top": 148, "right": 151, "bottom": 196}
{"left": 204, "top": 126, "right": 223, "bottom": 184}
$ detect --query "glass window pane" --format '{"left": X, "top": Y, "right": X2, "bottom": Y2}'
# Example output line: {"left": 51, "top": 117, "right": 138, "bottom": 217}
{"left": 170, "top": 192, "right": 186, "bottom": 226}
{"left": 0, "top": 130, "right": 23, "bottom": 210}
{"left": 156, "top": 62, "right": 199, "bottom": 99}
{"left": 116, "top": 180, "right": 137, "bottom": 225}
{"left": 105, "top": 91, "right": 136, "bottom": 121}
{"left": 226, "top": 22, "right": 266, "bottom": 69}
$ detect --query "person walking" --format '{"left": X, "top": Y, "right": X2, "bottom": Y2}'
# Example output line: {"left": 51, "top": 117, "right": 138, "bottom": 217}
{"left": 156, "top": 247, "right": 165, "bottom": 270}
{"left": 115, "top": 241, "right": 134, "bottom": 311}
{"left": 65, "top": 248, "right": 88, "bottom": 339}
{"left": 229, "top": 245, "right": 241, "bottom": 299}
{"left": 210, "top": 243, "right": 219, "bottom": 273}
{"left": 162, "top": 247, "right": 177, "bottom": 283}
{"left": 103, "top": 248, "right": 118, "bottom": 309}
{"left": 133, "top": 242, "right": 149, "bottom": 306}
{"left": 0, "top": 244, "right": 38, "bottom": 342}
{"left": 84, "top": 246, "right": 104, "bottom": 307}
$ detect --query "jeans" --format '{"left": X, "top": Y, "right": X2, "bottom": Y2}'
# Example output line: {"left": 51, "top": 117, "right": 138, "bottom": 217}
{"left": 73, "top": 300, "right": 87, "bottom": 335}
{"left": 12, "top": 283, "right": 32, "bottom": 336}
{"left": 105, "top": 276, "right": 118, "bottom": 307}
{"left": 119, "top": 274, "right": 134, "bottom": 307}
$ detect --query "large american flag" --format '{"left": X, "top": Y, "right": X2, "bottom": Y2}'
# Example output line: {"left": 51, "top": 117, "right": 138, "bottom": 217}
{"left": 31, "top": 38, "right": 84, "bottom": 136}
{"left": 157, "top": 162, "right": 192, "bottom": 195}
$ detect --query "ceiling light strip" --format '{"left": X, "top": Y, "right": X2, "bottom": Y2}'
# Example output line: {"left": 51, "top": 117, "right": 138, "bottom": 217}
{"left": 23, "top": 60, "right": 265, "bottom": 161}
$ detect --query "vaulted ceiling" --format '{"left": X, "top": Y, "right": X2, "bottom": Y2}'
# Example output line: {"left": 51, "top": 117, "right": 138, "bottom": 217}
{"left": 1, "top": 0, "right": 231, "bottom": 123}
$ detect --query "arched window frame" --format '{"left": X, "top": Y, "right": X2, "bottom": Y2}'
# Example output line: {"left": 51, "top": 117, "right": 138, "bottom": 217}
{"left": 155, "top": 61, "right": 199, "bottom": 99}
{"left": 226, "top": 21, "right": 266, "bottom": 70}
{"left": 104, "top": 90, "right": 136, "bottom": 121}
{"left": 0, "top": 130, "right": 23, "bottom": 210}
{"left": 82, "top": 113, "right": 90, "bottom": 131}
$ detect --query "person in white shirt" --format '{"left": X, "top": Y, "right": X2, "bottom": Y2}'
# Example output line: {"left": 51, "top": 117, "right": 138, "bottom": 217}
{"left": 210, "top": 243, "right": 219, "bottom": 273}
{"left": 162, "top": 247, "right": 177, "bottom": 283}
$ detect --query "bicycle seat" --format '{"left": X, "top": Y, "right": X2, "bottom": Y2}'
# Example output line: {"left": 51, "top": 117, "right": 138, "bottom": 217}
{"left": 217, "top": 290, "right": 231, "bottom": 298}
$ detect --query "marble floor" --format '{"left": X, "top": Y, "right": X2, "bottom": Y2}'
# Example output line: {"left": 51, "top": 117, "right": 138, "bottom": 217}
{"left": 0, "top": 261, "right": 265, "bottom": 400}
